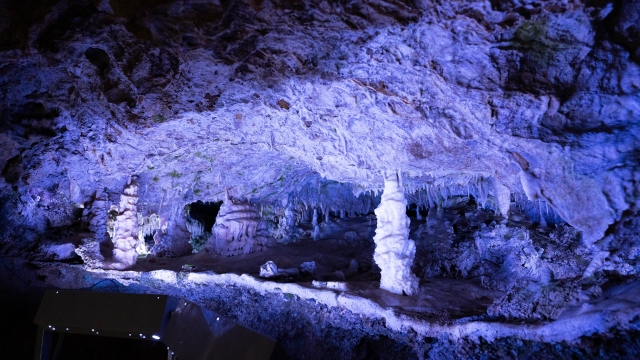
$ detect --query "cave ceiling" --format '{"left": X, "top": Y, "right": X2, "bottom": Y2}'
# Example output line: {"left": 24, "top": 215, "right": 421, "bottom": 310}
{"left": 0, "top": 0, "right": 639, "bottom": 243}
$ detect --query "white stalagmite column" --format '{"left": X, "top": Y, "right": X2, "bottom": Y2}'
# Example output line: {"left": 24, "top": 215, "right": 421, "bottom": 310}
{"left": 108, "top": 179, "right": 139, "bottom": 269}
{"left": 373, "top": 171, "right": 419, "bottom": 295}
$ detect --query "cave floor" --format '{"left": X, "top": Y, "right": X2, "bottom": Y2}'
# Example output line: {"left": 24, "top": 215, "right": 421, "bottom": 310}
{"left": 130, "top": 216, "right": 503, "bottom": 322}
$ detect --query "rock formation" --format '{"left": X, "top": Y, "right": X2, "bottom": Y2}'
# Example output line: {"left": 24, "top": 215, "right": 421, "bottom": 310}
{"left": 1, "top": 0, "right": 640, "bottom": 358}
{"left": 209, "top": 191, "right": 270, "bottom": 256}
{"left": 106, "top": 178, "right": 139, "bottom": 269}
{"left": 373, "top": 171, "right": 419, "bottom": 295}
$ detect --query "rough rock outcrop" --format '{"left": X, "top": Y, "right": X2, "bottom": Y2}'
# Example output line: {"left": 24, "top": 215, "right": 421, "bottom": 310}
{"left": 209, "top": 192, "right": 271, "bottom": 257}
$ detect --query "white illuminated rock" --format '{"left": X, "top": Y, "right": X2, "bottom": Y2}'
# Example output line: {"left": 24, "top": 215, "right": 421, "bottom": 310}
{"left": 260, "top": 261, "right": 278, "bottom": 278}
{"left": 373, "top": 172, "right": 419, "bottom": 296}
{"left": 106, "top": 179, "right": 140, "bottom": 270}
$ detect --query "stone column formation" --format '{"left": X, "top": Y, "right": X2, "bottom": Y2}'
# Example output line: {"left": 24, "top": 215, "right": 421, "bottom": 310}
{"left": 108, "top": 179, "right": 139, "bottom": 269}
{"left": 210, "top": 190, "right": 270, "bottom": 256}
{"left": 373, "top": 171, "right": 419, "bottom": 295}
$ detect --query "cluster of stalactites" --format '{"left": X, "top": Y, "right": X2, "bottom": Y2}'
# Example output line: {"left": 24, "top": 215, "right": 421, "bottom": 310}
{"left": 401, "top": 175, "right": 511, "bottom": 217}
{"left": 511, "top": 193, "right": 566, "bottom": 226}
{"left": 185, "top": 216, "right": 206, "bottom": 238}
{"left": 259, "top": 191, "right": 380, "bottom": 228}
{"left": 285, "top": 180, "right": 382, "bottom": 219}
{"left": 256, "top": 175, "right": 516, "bottom": 225}
{"left": 136, "top": 213, "right": 161, "bottom": 255}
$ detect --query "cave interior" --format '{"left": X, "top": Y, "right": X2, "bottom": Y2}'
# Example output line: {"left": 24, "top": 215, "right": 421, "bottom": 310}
{"left": 1, "top": 0, "right": 640, "bottom": 359}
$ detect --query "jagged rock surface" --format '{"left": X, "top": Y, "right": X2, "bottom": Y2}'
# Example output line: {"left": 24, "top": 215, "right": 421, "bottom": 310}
{"left": 0, "top": 0, "right": 638, "bottom": 246}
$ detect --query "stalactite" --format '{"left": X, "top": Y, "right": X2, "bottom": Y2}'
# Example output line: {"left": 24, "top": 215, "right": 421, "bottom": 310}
{"left": 136, "top": 213, "right": 161, "bottom": 255}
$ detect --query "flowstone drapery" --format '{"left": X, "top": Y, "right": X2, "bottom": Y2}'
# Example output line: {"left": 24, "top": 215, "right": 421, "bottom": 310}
{"left": 373, "top": 172, "right": 419, "bottom": 295}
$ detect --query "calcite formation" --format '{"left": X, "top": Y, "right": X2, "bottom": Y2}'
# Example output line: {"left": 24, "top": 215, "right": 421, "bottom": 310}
{"left": 209, "top": 192, "right": 270, "bottom": 257}
{"left": 106, "top": 179, "right": 139, "bottom": 269}
{"left": 373, "top": 172, "right": 419, "bottom": 295}
{"left": 136, "top": 213, "right": 161, "bottom": 255}
{"left": 1, "top": 0, "right": 640, "bottom": 358}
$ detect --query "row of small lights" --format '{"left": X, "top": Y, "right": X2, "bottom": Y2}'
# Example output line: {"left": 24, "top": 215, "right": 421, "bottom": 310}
{"left": 47, "top": 325, "right": 160, "bottom": 340}
{"left": 50, "top": 291, "right": 171, "bottom": 350}
{"left": 50, "top": 291, "right": 163, "bottom": 340}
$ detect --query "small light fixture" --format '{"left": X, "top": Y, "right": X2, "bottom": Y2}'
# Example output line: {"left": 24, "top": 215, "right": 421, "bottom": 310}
{"left": 216, "top": 317, "right": 219, "bottom": 321}
{"left": 66, "top": 328, "right": 69, "bottom": 331}
{"left": 52, "top": 328, "right": 55, "bottom": 330}
{"left": 152, "top": 335, "right": 160, "bottom": 340}
{"left": 129, "top": 334, "right": 132, "bottom": 336}
{"left": 48, "top": 325, "right": 51, "bottom": 328}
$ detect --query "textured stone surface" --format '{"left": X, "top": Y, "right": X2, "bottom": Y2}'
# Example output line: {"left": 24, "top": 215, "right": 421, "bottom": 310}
{"left": 1, "top": 0, "right": 640, "bottom": 358}
{"left": 0, "top": 0, "right": 638, "bottom": 245}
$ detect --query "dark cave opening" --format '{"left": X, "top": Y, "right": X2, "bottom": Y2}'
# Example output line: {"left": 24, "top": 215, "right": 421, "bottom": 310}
{"left": 187, "top": 200, "right": 223, "bottom": 232}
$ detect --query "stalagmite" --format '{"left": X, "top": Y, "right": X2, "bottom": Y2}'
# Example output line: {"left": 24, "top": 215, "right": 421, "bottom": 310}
{"left": 209, "top": 190, "right": 271, "bottom": 256}
{"left": 107, "top": 178, "right": 140, "bottom": 269}
{"left": 373, "top": 171, "right": 419, "bottom": 295}
{"left": 284, "top": 203, "right": 296, "bottom": 229}
{"left": 88, "top": 187, "right": 109, "bottom": 241}
{"left": 538, "top": 200, "right": 548, "bottom": 227}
